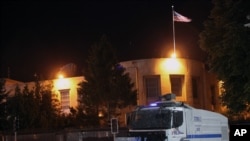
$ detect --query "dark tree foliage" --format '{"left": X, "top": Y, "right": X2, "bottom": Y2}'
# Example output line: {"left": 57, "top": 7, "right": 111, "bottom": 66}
{"left": 77, "top": 35, "right": 137, "bottom": 127}
{"left": 5, "top": 80, "right": 61, "bottom": 131}
{"left": 36, "top": 81, "right": 61, "bottom": 128}
{"left": 0, "top": 78, "right": 9, "bottom": 131}
{"left": 199, "top": 0, "right": 250, "bottom": 116}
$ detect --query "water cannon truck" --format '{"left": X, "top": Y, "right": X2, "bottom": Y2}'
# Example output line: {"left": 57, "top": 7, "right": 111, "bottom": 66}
{"left": 125, "top": 93, "right": 229, "bottom": 141}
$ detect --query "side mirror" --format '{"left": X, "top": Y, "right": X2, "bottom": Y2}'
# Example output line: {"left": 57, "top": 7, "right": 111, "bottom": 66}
{"left": 172, "top": 111, "right": 183, "bottom": 128}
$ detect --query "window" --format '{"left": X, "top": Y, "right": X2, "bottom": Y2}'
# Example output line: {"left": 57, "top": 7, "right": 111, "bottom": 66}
{"left": 77, "top": 88, "right": 83, "bottom": 107}
{"left": 144, "top": 75, "right": 161, "bottom": 104}
{"left": 210, "top": 85, "right": 216, "bottom": 105}
{"left": 170, "top": 75, "right": 184, "bottom": 97}
{"left": 192, "top": 77, "right": 199, "bottom": 98}
{"left": 59, "top": 89, "right": 70, "bottom": 111}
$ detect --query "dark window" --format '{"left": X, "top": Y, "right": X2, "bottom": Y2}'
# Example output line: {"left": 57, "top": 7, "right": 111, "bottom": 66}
{"left": 129, "top": 108, "right": 172, "bottom": 129}
{"left": 173, "top": 110, "right": 184, "bottom": 128}
{"left": 144, "top": 75, "right": 161, "bottom": 104}
{"left": 192, "top": 77, "right": 199, "bottom": 98}
{"left": 77, "top": 88, "right": 83, "bottom": 106}
{"left": 211, "top": 85, "right": 216, "bottom": 105}
{"left": 170, "top": 75, "right": 184, "bottom": 96}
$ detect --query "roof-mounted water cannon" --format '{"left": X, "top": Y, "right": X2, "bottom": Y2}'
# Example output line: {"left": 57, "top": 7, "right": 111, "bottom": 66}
{"left": 149, "top": 93, "right": 183, "bottom": 107}
{"left": 149, "top": 93, "right": 177, "bottom": 107}
{"left": 159, "top": 93, "right": 176, "bottom": 101}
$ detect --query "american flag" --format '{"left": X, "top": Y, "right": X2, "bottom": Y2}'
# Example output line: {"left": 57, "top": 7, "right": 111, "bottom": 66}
{"left": 173, "top": 11, "right": 191, "bottom": 22}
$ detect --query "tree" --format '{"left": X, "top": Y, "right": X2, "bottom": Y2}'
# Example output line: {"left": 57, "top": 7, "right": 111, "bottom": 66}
{"left": 77, "top": 35, "right": 137, "bottom": 127}
{"left": 0, "top": 78, "right": 9, "bottom": 131}
{"left": 199, "top": 0, "right": 250, "bottom": 117}
{"left": 6, "top": 80, "right": 61, "bottom": 130}
{"left": 36, "top": 81, "right": 61, "bottom": 128}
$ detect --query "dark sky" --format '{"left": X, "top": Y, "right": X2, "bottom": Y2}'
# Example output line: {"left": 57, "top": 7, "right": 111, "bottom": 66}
{"left": 1, "top": 0, "right": 212, "bottom": 82}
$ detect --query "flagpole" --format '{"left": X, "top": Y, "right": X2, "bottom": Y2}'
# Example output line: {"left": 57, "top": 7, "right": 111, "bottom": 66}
{"left": 172, "top": 5, "right": 176, "bottom": 58}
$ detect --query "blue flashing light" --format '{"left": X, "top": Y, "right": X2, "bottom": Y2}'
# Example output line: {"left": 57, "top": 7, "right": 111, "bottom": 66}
{"left": 149, "top": 103, "right": 157, "bottom": 106}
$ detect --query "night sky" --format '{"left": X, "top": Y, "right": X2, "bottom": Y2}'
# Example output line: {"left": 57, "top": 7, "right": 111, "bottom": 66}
{"left": 1, "top": 0, "right": 212, "bottom": 82}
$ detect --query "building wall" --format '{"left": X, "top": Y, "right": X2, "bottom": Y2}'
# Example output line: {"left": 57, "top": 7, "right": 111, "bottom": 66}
{"left": 4, "top": 79, "right": 24, "bottom": 95}
{"left": 52, "top": 76, "right": 85, "bottom": 111}
{"left": 120, "top": 58, "right": 222, "bottom": 112}
{"left": 4, "top": 58, "right": 223, "bottom": 115}
{"left": 5, "top": 76, "right": 85, "bottom": 113}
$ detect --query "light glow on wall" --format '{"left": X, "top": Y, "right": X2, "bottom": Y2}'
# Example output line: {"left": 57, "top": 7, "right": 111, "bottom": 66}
{"left": 171, "top": 52, "right": 177, "bottom": 58}
{"left": 55, "top": 76, "right": 71, "bottom": 90}
{"left": 58, "top": 74, "right": 64, "bottom": 79}
{"left": 160, "top": 58, "right": 181, "bottom": 73}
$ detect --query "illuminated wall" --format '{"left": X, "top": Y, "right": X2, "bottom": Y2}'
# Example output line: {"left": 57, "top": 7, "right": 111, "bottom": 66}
{"left": 4, "top": 76, "right": 85, "bottom": 114}
{"left": 120, "top": 58, "right": 222, "bottom": 112}
{"left": 4, "top": 79, "right": 24, "bottom": 96}
{"left": 4, "top": 58, "right": 222, "bottom": 114}
{"left": 52, "top": 76, "right": 84, "bottom": 113}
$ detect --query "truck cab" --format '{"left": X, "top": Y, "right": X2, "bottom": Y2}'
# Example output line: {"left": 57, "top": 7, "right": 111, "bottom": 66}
{"left": 126, "top": 93, "right": 229, "bottom": 141}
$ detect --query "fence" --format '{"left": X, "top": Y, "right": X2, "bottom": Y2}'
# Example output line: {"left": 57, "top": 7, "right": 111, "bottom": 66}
{"left": 0, "top": 128, "right": 128, "bottom": 141}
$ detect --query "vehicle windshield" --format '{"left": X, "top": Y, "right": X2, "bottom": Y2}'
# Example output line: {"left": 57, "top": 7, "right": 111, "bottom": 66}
{"left": 128, "top": 107, "right": 172, "bottom": 129}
